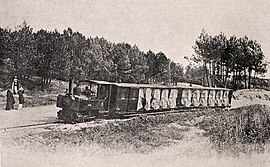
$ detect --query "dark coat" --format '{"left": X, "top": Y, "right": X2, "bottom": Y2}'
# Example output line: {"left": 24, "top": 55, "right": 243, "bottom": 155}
{"left": 6, "top": 89, "right": 15, "bottom": 110}
{"left": 18, "top": 90, "right": 25, "bottom": 104}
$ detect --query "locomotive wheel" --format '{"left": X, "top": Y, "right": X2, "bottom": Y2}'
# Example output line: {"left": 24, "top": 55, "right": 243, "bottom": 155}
{"left": 58, "top": 109, "right": 80, "bottom": 123}
{"left": 61, "top": 113, "right": 75, "bottom": 123}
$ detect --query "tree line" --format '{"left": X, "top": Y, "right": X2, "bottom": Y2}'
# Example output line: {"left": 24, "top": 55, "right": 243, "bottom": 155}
{"left": 0, "top": 22, "right": 184, "bottom": 90}
{"left": 1, "top": 23, "right": 267, "bottom": 91}
{"left": 192, "top": 30, "right": 267, "bottom": 90}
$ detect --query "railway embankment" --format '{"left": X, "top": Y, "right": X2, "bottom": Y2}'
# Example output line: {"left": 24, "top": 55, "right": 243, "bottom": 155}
{"left": 231, "top": 89, "right": 270, "bottom": 108}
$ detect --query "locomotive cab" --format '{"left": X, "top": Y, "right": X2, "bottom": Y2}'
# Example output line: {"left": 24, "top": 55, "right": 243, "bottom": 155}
{"left": 56, "top": 80, "right": 111, "bottom": 122}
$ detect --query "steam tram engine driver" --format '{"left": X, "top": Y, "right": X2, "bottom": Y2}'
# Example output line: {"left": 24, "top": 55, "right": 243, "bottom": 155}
{"left": 73, "top": 83, "right": 81, "bottom": 96}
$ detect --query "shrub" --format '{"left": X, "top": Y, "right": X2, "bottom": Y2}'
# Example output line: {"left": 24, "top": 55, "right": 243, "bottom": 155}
{"left": 205, "top": 104, "right": 270, "bottom": 154}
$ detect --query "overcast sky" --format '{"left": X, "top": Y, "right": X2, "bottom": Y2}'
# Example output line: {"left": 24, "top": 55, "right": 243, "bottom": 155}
{"left": 1, "top": 0, "right": 270, "bottom": 77}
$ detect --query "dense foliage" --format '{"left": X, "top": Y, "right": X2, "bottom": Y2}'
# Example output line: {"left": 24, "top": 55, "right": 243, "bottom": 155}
{"left": 192, "top": 30, "right": 267, "bottom": 89}
{"left": 0, "top": 22, "right": 184, "bottom": 90}
{"left": 1, "top": 23, "right": 267, "bottom": 90}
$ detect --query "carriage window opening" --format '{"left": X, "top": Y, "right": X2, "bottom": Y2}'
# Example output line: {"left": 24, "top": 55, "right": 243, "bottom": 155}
{"left": 130, "top": 89, "right": 138, "bottom": 100}
{"left": 79, "top": 82, "right": 97, "bottom": 99}
{"left": 117, "top": 88, "right": 128, "bottom": 99}
{"left": 99, "top": 85, "right": 109, "bottom": 99}
{"left": 90, "top": 83, "right": 98, "bottom": 98}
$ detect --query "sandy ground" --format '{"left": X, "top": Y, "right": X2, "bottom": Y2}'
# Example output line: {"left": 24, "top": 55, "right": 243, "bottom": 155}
{"left": 1, "top": 89, "right": 270, "bottom": 167}
{"left": 231, "top": 89, "right": 270, "bottom": 108}
{"left": 0, "top": 105, "right": 57, "bottom": 130}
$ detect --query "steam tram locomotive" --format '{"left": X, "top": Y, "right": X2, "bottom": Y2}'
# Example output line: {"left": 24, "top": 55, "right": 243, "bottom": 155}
{"left": 56, "top": 80, "right": 233, "bottom": 122}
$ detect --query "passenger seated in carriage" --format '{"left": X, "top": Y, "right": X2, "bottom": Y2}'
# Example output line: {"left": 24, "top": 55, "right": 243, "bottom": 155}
{"left": 83, "top": 86, "right": 91, "bottom": 97}
{"left": 82, "top": 86, "right": 97, "bottom": 98}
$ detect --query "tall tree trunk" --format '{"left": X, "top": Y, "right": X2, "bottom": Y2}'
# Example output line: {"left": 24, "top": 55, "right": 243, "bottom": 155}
{"left": 244, "top": 68, "right": 247, "bottom": 89}
{"left": 212, "top": 61, "right": 215, "bottom": 86}
{"left": 237, "top": 67, "right": 241, "bottom": 89}
{"left": 208, "top": 62, "right": 212, "bottom": 87}
{"left": 248, "top": 67, "right": 252, "bottom": 89}
{"left": 233, "top": 69, "right": 237, "bottom": 90}
{"left": 224, "top": 63, "right": 229, "bottom": 88}
{"left": 203, "top": 62, "right": 208, "bottom": 86}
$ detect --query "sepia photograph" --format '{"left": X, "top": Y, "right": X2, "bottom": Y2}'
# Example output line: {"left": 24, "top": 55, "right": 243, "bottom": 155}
{"left": 0, "top": 0, "right": 270, "bottom": 166}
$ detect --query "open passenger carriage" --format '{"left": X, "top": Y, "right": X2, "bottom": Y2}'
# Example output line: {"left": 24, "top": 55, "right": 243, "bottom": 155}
{"left": 56, "top": 80, "right": 233, "bottom": 122}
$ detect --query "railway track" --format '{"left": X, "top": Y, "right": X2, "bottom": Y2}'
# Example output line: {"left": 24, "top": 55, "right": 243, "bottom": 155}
{"left": 0, "top": 121, "right": 63, "bottom": 131}
{"left": 0, "top": 107, "right": 222, "bottom": 131}
{"left": 121, "top": 109, "right": 190, "bottom": 118}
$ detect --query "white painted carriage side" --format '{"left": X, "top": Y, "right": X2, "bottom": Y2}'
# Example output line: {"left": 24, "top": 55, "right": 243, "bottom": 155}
{"left": 137, "top": 88, "right": 144, "bottom": 111}
{"left": 223, "top": 90, "right": 229, "bottom": 106}
{"left": 181, "top": 89, "right": 192, "bottom": 107}
{"left": 137, "top": 87, "right": 230, "bottom": 110}
{"left": 151, "top": 89, "right": 161, "bottom": 110}
{"left": 200, "top": 90, "right": 209, "bottom": 107}
{"left": 215, "top": 90, "right": 223, "bottom": 107}
{"left": 160, "top": 89, "right": 169, "bottom": 109}
{"left": 192, "top": 89, "right": 201, "bottom": 107}
{"left": 145, "top": 88, "right": 152, "bottom": 110}
{"left": 168, "top": 89, "right": 178, "bottom": 108}
{"left": 208, "top": 90, "right": 216, "bottom": 107}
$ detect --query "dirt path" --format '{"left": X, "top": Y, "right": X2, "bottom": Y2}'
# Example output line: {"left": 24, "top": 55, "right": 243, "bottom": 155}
{"left": 0, "top": 105, "right": 58, "bottom": 130}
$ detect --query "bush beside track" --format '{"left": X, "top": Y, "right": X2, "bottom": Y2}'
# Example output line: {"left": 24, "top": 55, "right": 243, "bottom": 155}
{"left": 200, "top": 104, "right": 270, "bottom": 155}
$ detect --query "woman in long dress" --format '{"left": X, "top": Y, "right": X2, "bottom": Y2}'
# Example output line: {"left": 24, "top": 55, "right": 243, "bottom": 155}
{"left": 6, "top": 89, "right": 15, "bottom": 110}
{"left": 18, "top": 87, "right": 25, "bottom": 110}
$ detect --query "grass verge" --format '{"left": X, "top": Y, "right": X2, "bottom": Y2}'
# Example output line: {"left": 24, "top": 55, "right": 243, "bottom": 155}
{"left": 16, "top": 111, "right": 216, "bottom": 153}
{"left": 201, "top": 104, "right": 270, "bottom": 155}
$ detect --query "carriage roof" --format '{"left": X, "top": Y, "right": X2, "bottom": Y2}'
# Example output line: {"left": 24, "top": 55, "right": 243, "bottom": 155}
{"left": 80, "top": 80, "right": 231, "bottom": 91}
